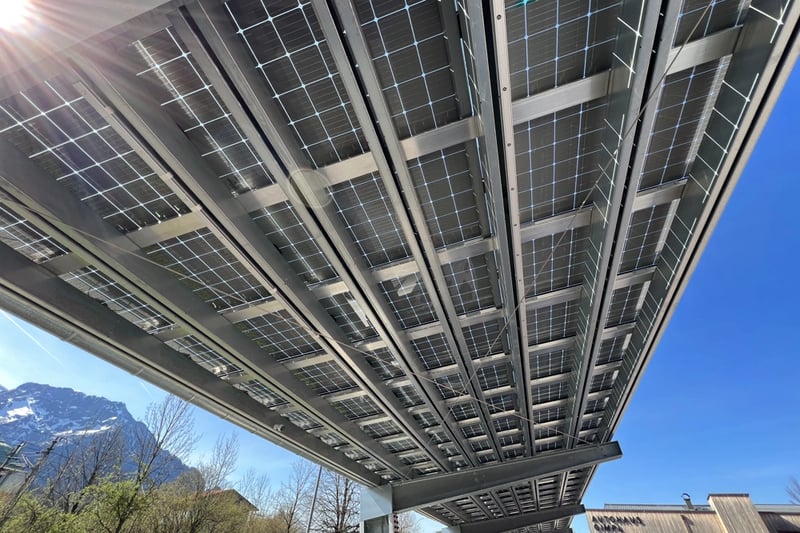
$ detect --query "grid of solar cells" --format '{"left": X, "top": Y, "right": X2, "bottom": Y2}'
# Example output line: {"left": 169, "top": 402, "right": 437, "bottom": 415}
{"left": 596, "top": 335, "right": 626, "bottom": 365}
{"left": 485, "top": 394, "right": 515, "bottom": 415}
{"left": 382, "top": 438, "right": 417, "bottom": 454}
{"left": 234, "top": 379, "right": 288, "bottom": 407}
{"left": 493, "top": 416, "right": 518, "bottom": 433}
{"left": 61, "top": 266, "right": 174, "bottom": 334}
{"left": 227, "top": 0, "right": 367, "bottom": 166}
{"left": 294, "top": 360, "right": 357, "bottom": 395}
{"left": 145, "top": 229, "right": 271, "bottom": 310}
{"left": 434, "top": 374, "right": 466, "bottom": 400}
{"left": 379, "top": 273, "right": 437, "bottom": 328}
{"left": 585, "top": 397, "right": 607, "bottom": 414}
{"left": 442, "top": 256, "right": 495, "bottom": 315}
{"left": 332, "top": 395, "right": 383, "bottom": 420}
{"left": 411, "top": 333, "right": 454, "bottom": 370}
{"left": 523, "top": 227, "right": 588, "bottom": 296}
{"left": 605, "top": 284, "right": 643, "bottom": 327}
{"left": 448, "top": 402, "right": 479, "bottom": 422}
{"left": 251, "top": 201, "right": 337, "bottom": 284}
{"left": 132, "top": 27, "right": 272, "bottom": 195}
{"left": 499, "top": 433, "right": 522, "bottom": 447}
{"left": 460, "top": 422, "right": 484, "bottom": 439}
{"left": 533, "top": 406, "right": 565, "bottom": 424}
{"left": 0, "top": 80, "right": 187, "bottom": 232}
{"left": 470, "top": 439, "right": 491, "bottom": 452}
{"left": 532, "top": 382, "right": 568, "bottom": 405}
{"left": 640, "top": 60, "right": 726, "bottom": 190}
{"left": 462, "top": 319, "right": 505, "bottom": 359}
{"left": 355, "top": 0, "right": 459, "bottom": 139}
{"left": 412, "top": 411, "right": 439, "bottom": 429}
{"left": 320, "top": 293, "right": 377, "bottom": 342}
{"left": 237, "top": 310, "right": 322, "bottom": 360}
{"left": 392, "top": 384, "right": 424, "bottom": 408}
{"left": 330, "top": 173, "right": 410, "bottom": 267}
{"left": 618, "top": 203, "right": 672, "bottom": 272}
{"left": 166, "top": 334, "right": 243, "bottom": 377}
{"left": 515, "top": 99, "right": 608, "bottom": 223}
{"left": 408, "top": 145, "right": 482, "bottom": 248}
{"left": 282, "top": 409, "right": 322, "bottom": 430}
{"left": 476, "top": 364, "right": 509, "bottom": 392}
{"left": 362, "top": 347, "right": 405, "bottom": 380}
{"left": 505, "top": 0, "right": 621, "bottom": 98}
{"left": 526, "top": 301, "right": 577, "bottom": 344}
{"left": 0, "top": 205, "right": 67, "bottom": 263}
{"left": 590, "top": 370, "right": 617, "bottom": 393}
{"left": 362, "top": 420, "right": 402, "bottom": 439}
{"left": 530, "top": 348, "right": 575, "bottom": 380}
{"left": 674, "top": 0, "right": 746, "bottom": 45}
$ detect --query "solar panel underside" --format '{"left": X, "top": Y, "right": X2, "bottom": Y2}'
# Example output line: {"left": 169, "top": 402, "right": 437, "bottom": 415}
{"left": 0, "top": 0, "right": 778, "bottom": 529}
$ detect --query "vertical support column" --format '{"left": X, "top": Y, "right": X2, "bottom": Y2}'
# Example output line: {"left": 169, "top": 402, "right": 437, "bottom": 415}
{"left": 361, "top": 486, "right": 393, "bottom": 533}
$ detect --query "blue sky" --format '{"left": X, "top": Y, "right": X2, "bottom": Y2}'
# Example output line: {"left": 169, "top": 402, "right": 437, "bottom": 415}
{"left": 0, "top": 65, "right": 797, "bottom": 533}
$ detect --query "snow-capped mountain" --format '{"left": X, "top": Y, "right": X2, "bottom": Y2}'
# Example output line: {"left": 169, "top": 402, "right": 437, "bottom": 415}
{"left": 0, "top": 383, "right": 189, "bottom": 482}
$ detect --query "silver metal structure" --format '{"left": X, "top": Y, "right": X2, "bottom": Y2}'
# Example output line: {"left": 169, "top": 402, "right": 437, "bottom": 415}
{"left": 0, "top": 0, "right": 796, "bottom": 530}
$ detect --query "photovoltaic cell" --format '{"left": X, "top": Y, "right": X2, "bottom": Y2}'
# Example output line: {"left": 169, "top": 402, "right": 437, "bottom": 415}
{"left": 228, "top": 0, "right": 368, "bottom": 166}
{"left": 531, "top": 348, "right": 572, "bottom": 380}
{"left": 505, "top": 0, "right": 620, "bottom": 98}
{"left": 476, "top": 364, "right": 509, "bottom": 392}
{"left": 605, "top": 284, "right": 643, "bottom": 327}
{"left": 355, "top": 0, "right": 459, "bottom": 139}
{"left": 674, "top": 0, "right": 745, "bottom": 46}
{"left": 462, "top": 319, "right": 506, "bottom": 359}
{"left": 332, "top": 395, "right": 383, "bottom": 420}
{"left": 166, "top": 334, "right": 242, "bottom": 378}
{"left": 234, "top": 379, "right": 288, "bottom": 408}
{"left": 596, "top": 335, "right": 626, "bottom": 365}
{"left": 320, "top": 293, "right": 377, "bottom": 342}
{"left": 392, "top": 384, "right": 424, "bottom": 408}
{"left": 362, "top": 347, "right": 405, "bottom": 380}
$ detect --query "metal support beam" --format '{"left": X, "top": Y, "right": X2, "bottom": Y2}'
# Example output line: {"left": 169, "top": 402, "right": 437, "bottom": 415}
{"left": 0, "top": 242, "right": 380, "bottom": 486}
{"left": 390, "top": 442, "right": 621, "bottom": 512}
{"left": 451, "top": 509, "right": 581, "bottom": 533}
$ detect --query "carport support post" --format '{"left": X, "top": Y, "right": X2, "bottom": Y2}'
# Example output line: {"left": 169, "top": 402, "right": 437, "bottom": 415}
{"left": 360, "top": 485, "right": 393, "bottom": 533}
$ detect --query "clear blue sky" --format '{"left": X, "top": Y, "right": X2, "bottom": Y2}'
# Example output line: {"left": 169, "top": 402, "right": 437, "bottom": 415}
{"left": 0, "top": 65, "right": 797, "bottom": 533}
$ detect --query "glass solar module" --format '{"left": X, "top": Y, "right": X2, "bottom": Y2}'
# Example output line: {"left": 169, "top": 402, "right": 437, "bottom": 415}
{"left": 234, "top": 379, "right": 288, "bottom": 408}
{"left": 527, "top": 301, "right": 577, "bottom": 344}
{"left": 354, "top": 0, "right": 459, "bottom": 139}
{"left": 485, "top": 394, "right": 515, "bottom": 415}
{"left": 618, "top": 203, "right": 672, "bottom": 273}
{"left": 596, "top": 335, "right": 627, "bottom": 365}
{"left": 0, "top": 80, "right": 188, "bottom": 233}
{"left": 330, "top": 173, "right": 410, "bottom": 267}
{"left": 251, "top": 201, "right": 338, "bottom": 284}
{"left": 515, "top": 100, "right": 608, "bottom": 223}
{"left": 392, "top": 384, "right": 424, "bottom": 408}
{"left": 295, "top": 360, "right": 358, "bottom": 394}
{"left": 640, "top": 59, "right": 729, "bottom": 189}
{"left": 476, "top": 363, "right": 510, "bottom": 392}
{"left": 505, "top": 0, "right": 621, "bottom": 98}
{"left": 144, "top": 229, "right": 271, "bottom": 310}
{"left": 0, "top": 205, "right": 67, "bottom": 263}
{"left": 434, "top": 374, "right": 466, "bottom": 400}
{"left": 674, "top": 0, "right": 747, "bottom": 45}
{"left": 333, "top": 395, "right": 383, "bottom": 420}
{"left": 61, "top": 267, "right": 174, "bottom": 335}
{"left": 442, "top": 255, "right": 495, "bottom": 315}
{"left": 166, "top": 334, "right": 243, "bottom": 378}
{"left": 362, "top": 347, "right": 406, "bottom": 380}
{"left": 449, "top": 402, "right": 479, "bottom": 422}
{"left": 605, "top": 285, "right": 644, "bottom": 327}
{"left": 523, "top": 228, "right": 588, "bottom": 296}
{"left": 407, "top": 145, "right": 483, "bottom": 248}
{"left": 237, "top": 311, "right": 322, "bottom": 361}
{"left": 379, "top": 273, "right": 437, "bottom": 329}
{"left": 227, "top": 0, "right": 368, "bottom": 167}
{"left": 131, "top": 27, "right": 273, "bottom": 195}
{"left": 319, "top": 293, "right": 377, "bottom": 342}
{"left": 462, "top": 320, "right": 506, "bottom": 359}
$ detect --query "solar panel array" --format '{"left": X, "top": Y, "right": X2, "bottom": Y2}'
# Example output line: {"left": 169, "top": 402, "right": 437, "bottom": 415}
{"left": 0, "top": 0, "right": 795, "bottom": 530}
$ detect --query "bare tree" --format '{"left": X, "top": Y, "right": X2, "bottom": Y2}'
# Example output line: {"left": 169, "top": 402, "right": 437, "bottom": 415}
{"left": 313, "top": 470, "right": 358, "bottom": 533}
{"left": 87, "top": 394, "right": 198, "bottom": 533}
{"left": 395, "top": 512, "right": 423, "bottom": 533}
{"left": 273, "top": 459, "right": 314, "bottom": 533}
{"left": 789, "top": 477, "right": 800, "bottom": 504}
{"left": 237, "top": 467, "right": 274, "bottom": 515}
